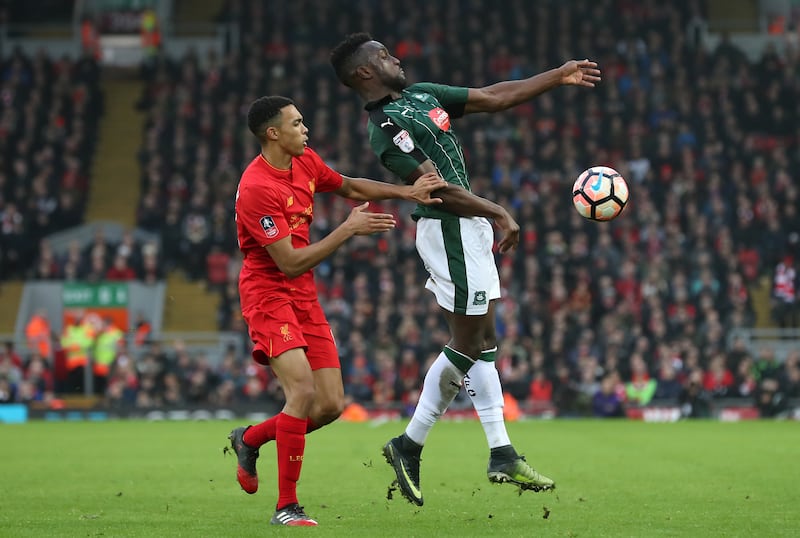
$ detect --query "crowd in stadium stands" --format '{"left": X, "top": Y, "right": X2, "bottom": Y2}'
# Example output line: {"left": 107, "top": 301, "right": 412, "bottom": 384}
{"left": 29, "top": 228, "right": 164, "bottom": 283}
{"left": 3, "top": 0, "right": 800, "bottom": 417}
{"left": 0, "top": 48, "right": 103, "bottom": 280}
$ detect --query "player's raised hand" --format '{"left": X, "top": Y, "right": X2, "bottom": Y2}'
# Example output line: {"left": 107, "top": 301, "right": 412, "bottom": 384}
{"left": 559, "top": 59, "right": 601, "bottom": 88}
{"left": 494, "top": 209, "right": 520, "bottom": 253}
{"left": 407, "top": 173, "right": 447, "bottom": 205}
{"left": 345, "top": 202, "right": 397, "bottom": 235}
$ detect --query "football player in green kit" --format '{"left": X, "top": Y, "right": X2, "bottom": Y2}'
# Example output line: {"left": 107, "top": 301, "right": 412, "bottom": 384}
{"left": 331, "top": 32, "right": 600, "bottom": 506}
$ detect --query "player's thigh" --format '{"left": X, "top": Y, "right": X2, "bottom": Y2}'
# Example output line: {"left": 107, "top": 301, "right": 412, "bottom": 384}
{"left": 311, "top": 367, "right": 344, "bottom": 412}
{"left": 443, "top": 308, "right": 488, "bottom": 359}
{"left": 299, "top": 301, "right": 344, "bottom": 411}
{"left": 269, "top": 347, "right": 314, "bottom": 401}
{"left": 482, "top": 300, "right": 497, "bottom": 347}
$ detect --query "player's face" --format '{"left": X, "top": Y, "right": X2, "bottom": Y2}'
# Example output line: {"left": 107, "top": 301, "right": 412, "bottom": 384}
{"left": 365, "top": 41, "right": 407, "bottom": 91}
{"left": 273, "top": 104, "right": 308, "bottom": 156}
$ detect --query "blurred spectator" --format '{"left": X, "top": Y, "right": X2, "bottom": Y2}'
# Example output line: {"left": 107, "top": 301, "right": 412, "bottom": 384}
{"left": 3, "top": 340, "right": 23, "bottom": 369}
{"left": 180, "top": 203, "right": 212, "bottom": 281}
{"left": 25, "top": 309, "right": 54, "bottom": 359}
{"left": 345, "top": 354, "right": 375, "bottom": 404}
{"left": 105, "top": 253, "right": 137, "bottom": 281}
{"left": 496, "top": 340, "right": 530, "bottom": 401}
{"left": 139, "top": 242, "right": 164, "bottom": 282}
{"left": 654, "top": 361, "right": 683, "bottom": 401}
{"left": 105, "top": 353, "right": 139, "bottom": 408}
{"left": 133, "top": 312, "right": 153, "bottom": 346}
{"left": 781, "top": 351, "right": 800, "bottom": 399}
{"left": 18, "top": 354, "right": 55, "bottom": 403}
{"left": 0, "top": 378, "right": 14, "bottom": 403}
{"left": 702, "top": 353, "right": 735, "bottom": 398}
{"left": 80, "top": 16, "right": 101, "bottom": 61}
{"left": 679, "top": 370, "right": 712, "bottom": 418}
{"left": 625, "top": 354, "right": 657, "bottom": 407}
{"left": 93, "top": 317, "right": 124, "bottom": 395}
{"left": 734, "top": 355, "right": 758, "bottom": 398}
{"left": 59, "top": 313, "right": 95, "bottom": 393}
{"left": 528, "top": 368, "right": 552, "bottom": 404}
{"left": 0, "top": 348, "right": 22, "bottom": 401}
{"left": 32, "top": 240, "right": 60, "bottom": 279}
{"left": 753, "top": 347, "right": 782, "bottom": 381}
{"left": 771, "top": 255, "right": 799, "bottom": 327}
{"left": 397, "top": 347, "right": 421, "bottom": 405}
{"left": 592, "top": 373, "right": 626, "bottom": 418}
{"left": 755, "top": 377, "right": 787, "bottom": 418}
{"left": 552, "top": 362, "right": 579, "bottom": 416}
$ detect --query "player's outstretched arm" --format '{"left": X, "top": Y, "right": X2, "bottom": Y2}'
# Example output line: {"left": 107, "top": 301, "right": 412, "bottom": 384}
{"left": 336, "top": 173, "right": 446, "bottom": 204}
{"left": 265, "top": 202, "right": 395, "bottom": 278}
{"left": 463, "top": 59, "right": 601, "bottom": 114}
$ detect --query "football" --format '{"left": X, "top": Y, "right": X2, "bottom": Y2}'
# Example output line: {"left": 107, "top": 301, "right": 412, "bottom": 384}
{"left": 572, "top": 166, "right": 629, "bottom": 221}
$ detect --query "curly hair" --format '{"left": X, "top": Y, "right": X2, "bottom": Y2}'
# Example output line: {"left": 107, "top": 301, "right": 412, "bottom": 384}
{"left": 247, "top": 96, "right": 294, "bottom": 141}
{"left": 330, "top": 32, "right": 373, "bottom": 87}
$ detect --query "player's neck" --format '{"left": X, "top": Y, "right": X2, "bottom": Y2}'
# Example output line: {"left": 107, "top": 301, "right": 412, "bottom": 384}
{"left": 361, "top": 86, "right": 402, "bottom": 103}
{"left": 260, "top": 148, "right": 292, "bottom": 170}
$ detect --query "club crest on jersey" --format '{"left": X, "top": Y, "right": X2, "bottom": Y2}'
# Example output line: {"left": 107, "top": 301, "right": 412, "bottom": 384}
{"left": 392, "top": 129, "right": 415, "bottom": 153}
{"left": 428, "top": 107, "right": 451, "bottom": 131}
{"left": 260, "top": 216, "right": 278, "bottom": 238}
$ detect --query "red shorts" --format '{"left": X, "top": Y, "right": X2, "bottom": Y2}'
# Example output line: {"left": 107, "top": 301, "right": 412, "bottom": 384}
{"left": 243, "top": 299, "right": 340, "bottom": 371}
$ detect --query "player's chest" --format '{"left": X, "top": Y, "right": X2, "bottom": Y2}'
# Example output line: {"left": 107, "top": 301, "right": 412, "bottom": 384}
{"left": 280, "top": 176, "right": 317, "bottom": 231}
{"left": 393, "top": 99, "right": 452, "bottom": 136}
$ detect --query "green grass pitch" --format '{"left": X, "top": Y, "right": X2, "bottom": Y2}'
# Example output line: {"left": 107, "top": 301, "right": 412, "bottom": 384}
{"left": 1, "top": 418, "right": 798, "bottom": 537}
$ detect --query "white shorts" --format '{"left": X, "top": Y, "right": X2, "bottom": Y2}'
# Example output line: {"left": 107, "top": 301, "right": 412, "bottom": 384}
{"left": 415, "top": 216, "right": 501, "bottom": 315}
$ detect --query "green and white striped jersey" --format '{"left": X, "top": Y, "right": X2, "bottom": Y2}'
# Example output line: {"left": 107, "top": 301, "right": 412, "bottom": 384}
{"left": 365, "top": 82, "right": 470, "bottom": 220}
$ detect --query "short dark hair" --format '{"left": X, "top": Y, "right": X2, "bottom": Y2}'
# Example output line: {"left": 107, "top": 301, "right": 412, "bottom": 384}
{"left": 247, "top": 96, "right": 294, "bottom": 142}
{"left": 330, "top": 32, "right": 373, "bottom": 87}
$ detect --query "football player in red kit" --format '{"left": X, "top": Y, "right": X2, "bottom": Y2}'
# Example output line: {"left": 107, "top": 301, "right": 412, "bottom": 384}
{"left": 229, "top": 95, "right": 445, "bottom": 526}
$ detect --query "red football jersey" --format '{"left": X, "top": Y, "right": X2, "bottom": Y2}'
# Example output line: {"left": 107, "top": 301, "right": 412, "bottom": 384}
{"left": 235, "top": 148, "right": 343, "bottom": 308}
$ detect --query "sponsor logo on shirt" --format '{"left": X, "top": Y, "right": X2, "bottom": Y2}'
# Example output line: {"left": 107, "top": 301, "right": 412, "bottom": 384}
{"left": 288, "top": 205, "right": 313, "bottom": 230}
{"left": 428, "top": 107, "right": 450, "bottom": 131}
{"left": 392, "top": 129, "right": 415, "bottom": 153}
{"left": 260, "top": 216, "right": 278, "bottom": 238}
{"left": 286, "top": 196, "right": 294, "bottom": 207}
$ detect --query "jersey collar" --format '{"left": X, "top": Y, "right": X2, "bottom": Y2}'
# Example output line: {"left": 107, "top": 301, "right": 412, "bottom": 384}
{"left": 364, "top": 94, "right": 396, "bottom": 111}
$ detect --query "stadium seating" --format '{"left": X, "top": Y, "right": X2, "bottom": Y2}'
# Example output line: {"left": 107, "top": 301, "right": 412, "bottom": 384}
{"left": 0, "top": 48, "right": 103, "bottom": 280}
{"left": 9, "top": 0, "right": 800, "bottom": 412}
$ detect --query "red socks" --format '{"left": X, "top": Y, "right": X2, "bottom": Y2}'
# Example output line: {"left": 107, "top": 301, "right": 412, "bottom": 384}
{"left": 243, "top": 416, "right": 318, "bottom": 448}
{"left": 240, "top": 413, "right": 321, "bottom": 509}
{"left": 275, "top": 412, "right": 307, "bottom": 509}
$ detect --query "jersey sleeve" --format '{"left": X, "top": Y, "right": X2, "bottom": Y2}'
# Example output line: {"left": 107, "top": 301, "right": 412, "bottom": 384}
{"left": 408, "top": 82, "right": 469, "bottom": 118}
{"left": 236, "top": 181, "right": 289, "bottom": 247}
{"left": 366, "top": 121, "right": 427, "bottom": 182}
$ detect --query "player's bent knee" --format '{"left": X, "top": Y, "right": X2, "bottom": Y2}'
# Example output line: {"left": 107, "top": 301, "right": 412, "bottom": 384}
{"left": 314, "top": 397, "right": 345, "bottom": 426}
{"left": 315, "top": 409, "right": 342, "bottom": 427}
{"left": 285, "top": 381, "right": 317, "bottom": 408}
